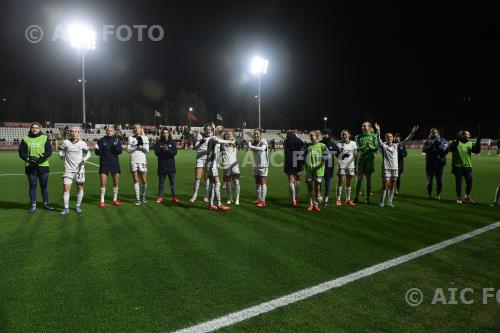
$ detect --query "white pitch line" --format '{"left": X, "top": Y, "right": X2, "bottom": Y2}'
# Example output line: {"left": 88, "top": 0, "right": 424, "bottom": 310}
{"left": 170, "top": 221, "right": 500, "bottom": 333}
{"left": 85, "top": 161, "right": 100, "bottom": 167}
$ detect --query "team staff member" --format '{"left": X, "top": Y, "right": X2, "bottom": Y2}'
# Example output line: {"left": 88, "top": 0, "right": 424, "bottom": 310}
{"left": 283, "top": 130, "right": 305, "bottom": 207}
{"left": 154, "top": 127, "right": 179, "bottom": 204}
{"left": 18, "top": 122, "right": 54, "bottom": 213}
{"left": 422, "top": 128, "right": 448, "bottom": 200}
{"left": 95, "top": 126, "right": 123, "bottom": 207}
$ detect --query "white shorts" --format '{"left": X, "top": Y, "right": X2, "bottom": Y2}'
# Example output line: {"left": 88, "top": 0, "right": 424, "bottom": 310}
{"left": 306, "top": 174, "right": 322, "bottom": 183}
{"left": 205, "top": 166, "right": 219, "bottom": 178}
{"left": 223, "top": 164, "right": 240, "bottom": 177}
{"left": 382, "top": 169, "right": 399, "bottom": 179}
{"left": 338, "top": 168, "right": 355, "bottom": 176}
{"left": 253, "top": 167, "right": 268, "bottom": 177}
{"left": 131, "top": 162, "right": 147, "bottom": 173}
{"left": 63, "top": 171, "right": 85, "bottom": 184}
{"left": 195, "top": 157, "right": 207, "bottom": 168}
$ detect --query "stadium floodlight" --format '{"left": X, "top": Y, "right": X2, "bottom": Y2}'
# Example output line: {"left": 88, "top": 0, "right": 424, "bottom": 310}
{"left": 324, "top": 116, "right": 328, "bottom": 128}
{"left": 68, "top": 24, "right": 96, "bottom": 125}
{"left": 250, "top": 56, "right": 269, "bottom": 129}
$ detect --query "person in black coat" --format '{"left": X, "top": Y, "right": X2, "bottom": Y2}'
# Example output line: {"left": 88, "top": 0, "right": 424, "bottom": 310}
{"left": 320, "top": 129, "right": 340, "bottom": 206}
{"left": 95, "top": 126, "right": 123, "bottom": 207}
{"left": 283, "top": 130, "right": 305, "bottom": 207}
{"left": 393, "top": 133, "right": 408, "bottom": 195}
{"left": 422, "top": 128, "right": 449, "bottom": 200}
{"left": 18, "top": 122, "right": 54, "bottom": 212}
{"left": 155, "top": 127, "right": 179, "bottom": 204}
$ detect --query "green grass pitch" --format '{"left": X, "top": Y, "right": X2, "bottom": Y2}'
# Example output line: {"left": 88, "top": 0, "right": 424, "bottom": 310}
{"left": 0, "top": 149, "right": 499, "bottom": 332}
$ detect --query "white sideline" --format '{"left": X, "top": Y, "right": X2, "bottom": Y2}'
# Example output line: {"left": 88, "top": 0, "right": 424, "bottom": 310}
{"left": 170, "top": 221, "right": 500, "bottom": 333}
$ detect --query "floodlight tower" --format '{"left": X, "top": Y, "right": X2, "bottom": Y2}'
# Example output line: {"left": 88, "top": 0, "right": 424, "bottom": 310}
{"left": 324, "top": 116, "right": 328, "bottom": 129}
{"left": 250, "top": 56, "right": 269, "bottom": 129}
{"left": 68, "top": 24, "right": 96, "bottom": 124}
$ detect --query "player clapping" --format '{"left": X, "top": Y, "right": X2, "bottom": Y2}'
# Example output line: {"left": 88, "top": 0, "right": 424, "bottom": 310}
{"left": 189, "top": 124, "right": 213, "bottom": 203}
{"left": 221, "top": 130, "right": 241, "bottom": 206}
{"left": 248, "top": 129, "right": 269, "bottom": 208}
{"left": 59, "top": 127, "right": 91, "bottom": 215}
{"left": 304, "top": 130, "right": 329, "bottom": 212}
{"left": 128, "top": 124, "right": 149, "bottom": 206}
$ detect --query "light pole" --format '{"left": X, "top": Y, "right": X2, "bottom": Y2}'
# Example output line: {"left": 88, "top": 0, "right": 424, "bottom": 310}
{"left": 68, "top": 24, "right": 96, "bottom": 125}
{"left": 324, "top": 116, "right": 328, "bottom": 129}
{"left": 250, "top": 56, "right": 269, "bottom": 129}
{"left": 188, "top": 107, "right": 193, "bottom": 127}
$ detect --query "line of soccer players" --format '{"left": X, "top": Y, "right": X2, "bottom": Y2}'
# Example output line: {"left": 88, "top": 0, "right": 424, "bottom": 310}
{"left": 19, "top": 121, "right": 500, "bottom": 214}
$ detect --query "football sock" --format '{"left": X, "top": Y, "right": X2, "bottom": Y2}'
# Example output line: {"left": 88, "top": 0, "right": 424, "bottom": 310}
{"left": 140, "top": 183, "right": 147, "bottom": 199}
{"left": 215, "top": 182, "right": 221, "bottom": 206}
{"left": 295, "top": 181, "right": 300, "bottom": 196}
{"left": 495, "top": 185, "right": 500, "bottom": 204}
{"left": 225, "top": 181, "right": 232, "bottom": 202}
{"left": 336, "top": 186, "right": 342, "bottom": 200}
{"left": 134, "top": 183, "right": 140, "bottom": 200}
{"left": 76, "top": 190, "right": 83, "bottom": 207}
{"left": 63, "top": 191, "right": 70, "bottom": 209}
{"left": 100, "top": 187, "right": 106, "bottom": 203}
{"left": 381, "top": 189, "right": 387, "bottom": 204}
{"left": 389, "top": 189, "right": 395, "bottom": 203}
{"left": 346, "top": 187, "right": 352, "bottom": 201}
{"left": 192, "top": 179, "right": 200, "bottom": 199}
{"left": 261, "top": 184, "right": 267, "bottom": 203}
{"left": 256, "top": 184, "right": 262, "bottom": 201}
{"left": 113, "top": 187, "right": 118, "bottom": 201}
{"left": 234, "top": 179, "right": 240, "bottom": 201}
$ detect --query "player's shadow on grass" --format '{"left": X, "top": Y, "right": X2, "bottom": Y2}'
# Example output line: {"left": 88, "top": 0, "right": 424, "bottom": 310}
{"left": 0, "top": 200, "right": 29, "bottom": 210}
{"left": 400, "top": 193, "right": 458, "bottom": 205}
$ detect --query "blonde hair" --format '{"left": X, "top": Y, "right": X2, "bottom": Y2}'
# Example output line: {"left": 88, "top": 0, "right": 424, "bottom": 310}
{"left": 215, "top": 125, "right": 225, "bottom": 138}
{"left": 133, "top": 123, "right": 144, "bottom": 136}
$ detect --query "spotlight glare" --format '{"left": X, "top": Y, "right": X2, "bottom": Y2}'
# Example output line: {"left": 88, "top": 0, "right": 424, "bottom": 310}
{"left": 68, "top": 24, "right": 96, "bottom": 50}
{"left": 250, "top": 56, "right": 269, "bottom": 75}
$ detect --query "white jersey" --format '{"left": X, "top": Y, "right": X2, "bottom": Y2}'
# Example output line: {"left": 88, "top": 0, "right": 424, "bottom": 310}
{"left": 221, "top": 143, "right": 238, "bottom": 169}
{"left": 205, "top": 136, "right": 233, "bottom": 169}
{"left": 59, "top": 139, "right": 91, "bottom": 173}
{"left": 249, "top": 139, "right": 269, "bottom": 168}
{"left": 127, "top": 135, "right": 150, "bottom": 164}
{"left": 337, "top": 140, "right": 357, "bottom": 169}
{"left": 377, "top": 132, "right": 413, "bottom": 170}
{"left": 194, "top": 133, "right": 210, "bottom": 159}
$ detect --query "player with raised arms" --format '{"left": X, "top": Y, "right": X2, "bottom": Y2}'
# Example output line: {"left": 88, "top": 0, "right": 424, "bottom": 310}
{"left": 205, "top": 126, "right": 234, "bottom": 211}
{"left": 248, "top": 128, "right": 269, "bottom": 208}
{"left": 189, "top": 124, "right": 213, "bottom": 203}
{"left": 374, "top": 122, "right": 418, "bottom": 208}
{"left": 336, "top": 129, "right": 357, "bottom": 206}
{"left": 95, "top": 126, "right": 122, "bottom": 207}
{"left": 127, "top": 123, "right": 149, "bottom": 206}
{"left": 304, "top": 130, "right": 329, "bottom": 212}
{"left": 354, "top": 122, "right": 378, "bottom": 204}
{"left": 283, "top": 130, "right": 305, "bottom": 207}
{"left": 59, "top": 127, "right": 91, "bottom": 215}
{"left": 221, "top": 129, "right": 241, "bottom": 206}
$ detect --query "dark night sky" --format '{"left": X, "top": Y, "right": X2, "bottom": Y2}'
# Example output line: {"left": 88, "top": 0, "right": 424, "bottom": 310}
{"left": 1, "top": 1, "right": 498, "bottom": 136}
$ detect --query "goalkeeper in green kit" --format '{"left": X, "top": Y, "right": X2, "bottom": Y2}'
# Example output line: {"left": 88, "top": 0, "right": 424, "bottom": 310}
{"left": 354, "top": 122, "right": 379, "bottom": 204}
{"left": 304, "top": 130, "right": 330, "bottom": 212}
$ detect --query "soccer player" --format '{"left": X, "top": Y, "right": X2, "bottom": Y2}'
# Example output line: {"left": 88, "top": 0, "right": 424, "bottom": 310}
{"left": 393, "top": 133, "right": 407, "bottom": 195}
{"left": 154, "top": 127, "right": 179, "bottom": 204}
{"left": 422, "top": 128, "right": 448, "bottom": 200}
{"left": 189, "top": 124, "right": 213, "bottom": 203}
{"left": 127, "top": 124, "right": 150, "bottom": 206}
{"left": 284, "top": 130, "right": 305, "bottom": 207}
{"left": 354, "top": 122, "right": 378, "bottom": 204}
{"left": 95, "top": 126, "right": 122, "bottom": 207}
{"left": 205, "top": 126, "right": 233, "bottom": 211}
{"left": 18, "top": 122, "right": 54, "bottom": 212}
{"left": 221, "top": 130, "right": 241, "bottom": 205}
{"left": 59, "top": 127, "right": 91, "bottom": 215}
{"left": 248, "top": 128, "right": 269, "bottom": 208}
{"left": 320, "top": 129, "right": 339, "bottom": 206}
{"left": 336, "top": 129, "right": 357, "bottom": 206}
{"left": 448, "top": 130, "right": 481, "bottom": 204}
{"left": 374, "top": 123, "right": 418, "bottom": 208}
{"left": 304, "top": 130, "right": 329, "bottom": 212}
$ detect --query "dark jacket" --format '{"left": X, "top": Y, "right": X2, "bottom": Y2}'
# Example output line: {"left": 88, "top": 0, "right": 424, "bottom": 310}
{"left": 95, "top": 136, "right": 122, "bottom": 171}
{"left": 155, "top": 139, "right": 177, "bottom": 174}
{"left": 397, "top": 144, "right": 407, "bottom": 171}
{"left": 422, "top": 136, "right": 448, "bottom": 166}
{"left": 320, "top": 137, "right": 340, "bottom": 170}
{"left": 18, "top": 131, "right": 52, "bottom": 174}
{"left": 283, "top": 133, "right": 305, "bottom": 172}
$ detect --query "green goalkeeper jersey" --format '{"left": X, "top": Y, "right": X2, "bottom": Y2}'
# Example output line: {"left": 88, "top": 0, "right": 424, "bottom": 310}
{"left": 356, "top": 132, "right": 378, "bottom": 163}
{"left": 304, "top": 142, "right": 328, "bottom": 176}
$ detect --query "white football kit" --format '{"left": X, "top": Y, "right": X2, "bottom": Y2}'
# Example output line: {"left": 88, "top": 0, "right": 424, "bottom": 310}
{"left": 249, "top": 139, "right": 269, "bottom": 177}
{"left": 377, "top": 132, "right": 413, "bottom": 179}
{"left": 221, "top": 143, "right": 240, "bottom": 176}
{"left": 59, "top": 139, "right": 91, "bottom": 184}
{"left": 128, "top": 135, "right": 150, "bottom": 172}
{"left": 194, "top": 133, "right": 210, "bottom": 168}
{"left": 337, "top": 140, "right": 357, "bottom": 176}
{"left": 205, "top": 136, "right": 233, "bottom": 178}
